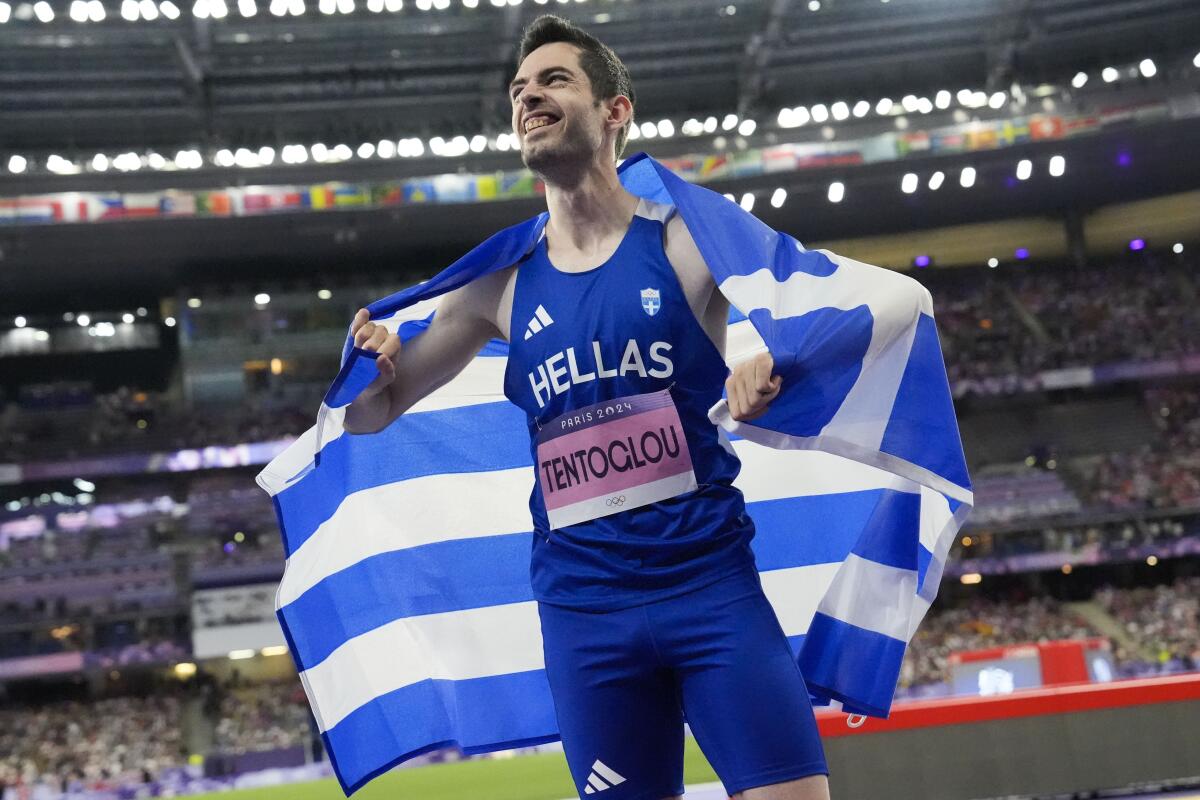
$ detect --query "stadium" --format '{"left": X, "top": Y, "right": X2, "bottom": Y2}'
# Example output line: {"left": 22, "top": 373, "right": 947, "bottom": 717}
{"left": 0, "top": 0, "right": 1198, "bottom": 797}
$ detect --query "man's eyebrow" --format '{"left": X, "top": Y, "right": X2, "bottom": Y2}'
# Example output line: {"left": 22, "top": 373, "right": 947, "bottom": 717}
{"left": 508, "top": 66, "right": 576, "bottom": 93}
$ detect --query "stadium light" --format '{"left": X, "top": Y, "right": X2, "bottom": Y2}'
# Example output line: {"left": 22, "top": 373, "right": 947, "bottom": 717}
{"left": 807, "top": 0, "right": 819, "bottom": 10}
{"left": 469, "top": 134, "right": 487, "bottom": 153}
{"left": 463, "top": 0, "right": 478, "bottom": 6}
{"left": 91, "top": 153, "right": 109, "bottom": 171}
{"left": 1102, "top": 66, "right": 1118, "bottom": 83}
{"left": 901, "top": 173, "right": 918, "bottom": 194}
{"left": 191, "top": 0, "right": 209, "bottom": 15}
{"left": 917, "top": 97, "right": 933, "bottom": 114}
{"left": 960, "top": 166, "right": 976, "bottom": 188}
{"left": 211, "top": 0, "right": 228, "bottom": 17}
{"left": 913, "top": 255, "right": 930, "bottom": 268}
{"left": 852, "top": 100, "right": 870, "bottom": 118}
{"left": 238, "top": 0, "right": 256, "bottom": 13}
{"left": 0, "top": 2, "right": 10, "bottom": 22}
{"left": 961, "top": 573, "right": 982, "bottom": 585}
{"left": 1015, "top": 247, "right": 1029, "bottom": 260}
{"left": 639, "top": 121, "right": 657, "bottom": 139}
{"left": 257, "top": 145, "right": 275, "bottom": 165}
{"left": 1048, "top": 155, "right": 1065, "bottom": 177}
{"left": 1138, "top": 58, "right": 1156, "bottom": 78}
{"left": 318, "top": 0, "right": 333, "bottom": 11}
{"left": 810, "top": 104, "right": 828, "bottom": 123}
{"left": 122, "top": 312, "right": 135, "bottom": 324}
{"left": 33, "top": 1, "right": 53, "bottom": 20}
{"left": 229, "top": 649, "right": 256, "bottom": 660}
{"left": 827, "top": 182, "right": 844, "bottom": 203}
{"left": 255, "top": 293, "right": 271, "bottom": 305}
{"left": 7, "top": 155, "right": 26, "bottom": 174}
{"left": 165, "top": 316, "right": 176, "bottom": 327}
{"left": 215, "top": 148, "right": 235, "bottom": 167}
{"left": 140, "top": 0, "right": 159, "bottom": 16}
{"left": 927, "top": 171, "right": 945, "bottom": 191}
{"left": 987, "top": 257, "right": 999, "bottom": 269}
{"left": 366, "top": 0, "right": 382, "bottom": 9}
{"left": 736, "top": 118, "right": 756, "bottom": 136}
{"left": 137, "top": 307, "right": 148, "bottom": 317}
{"left": 1016, "top": 159, "right": 1032, "bottom": 181}
{"left": 174, "top": 662, "right": 197, "bottom": 678}
{"left": 875, "top": 98, "right": 893, "bottom": 115}
{"left": 187, "top": 297, "right": 202, "bottom": 308}
{"left": 159, "top": 0, "right": 180, "bottom": 17}
{"left": 14, "top": 316, "right": 26, "bottom": 328}
{"left": 1071, "top": 71, "right": 1088, "bottom": 88}
{"left": 988, "top": 91, "right": 1006, "bottom": 109}
{"left": 1173, "top": 243, "right": 1184, "bottom": 254}
{"left": 318, "top": 289, "right": 333, "bottom": 300}
{"left": 1195, "top": 51, "right": 1200, "bottom": 69}
{"left": 681, "top": 118, "right": 702, "bottom": 136}
{"left": 934, "top": 90, "right": 951, "bottom": 109}
{"left": 1129, "top": 238, "right": 1146, "bottom": 252}
{"left": 76, "top": 314, "right": 91, "bottom": 327}
{"left": 69, "top": 0, "right": 88, "bottom": 20}
{"left": 770, "top": 188, "right": 787, "bottom": 208}
{"left": 721, "top": 114, "right": 738, "bottom": 131}
{"left": 830, "top": 101, "right": 849, "bottom": 121}
{"left": 147, "top": 152, "right": 166, "bottom": 169}
{"left": 336, "top": 0, "right": 353, "bottom": 12}
{"left": 739, "top": 193, "right": 755, "bottom": 212}
{"left": 901, "top": 94, "right": 919, "bottom": 113}
{"left": 385, "top": 0, "right": 401, "bottom": 9}
{"left": 703, "top": 116, "right": 718, "bottom": 133}
{"left": 657, "top": 119, "right": 675, "bottom": 138}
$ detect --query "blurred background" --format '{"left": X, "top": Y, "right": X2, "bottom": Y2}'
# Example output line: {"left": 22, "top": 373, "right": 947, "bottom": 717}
{"left": 0, "top": 0, "right": 1198, "bottom": 798}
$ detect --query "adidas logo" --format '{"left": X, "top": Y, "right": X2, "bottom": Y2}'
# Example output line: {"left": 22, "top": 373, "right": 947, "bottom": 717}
{"left": 523, "top": 304, "right": 554, "bottom": 340}
{"left": 583, "top": 759, "right": 626, "bottom": 794}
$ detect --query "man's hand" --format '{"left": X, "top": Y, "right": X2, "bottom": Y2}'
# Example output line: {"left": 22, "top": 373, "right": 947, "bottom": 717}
{"left": 725, "top": 352, "right": 782, "bottom": 422}
{"left": 351, "top": 308, "right": 402, "bottom": 400}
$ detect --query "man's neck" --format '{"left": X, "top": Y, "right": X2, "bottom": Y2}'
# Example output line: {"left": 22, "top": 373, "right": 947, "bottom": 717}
{"left": 542, "top": 158, "right": 640, "bottom": 255}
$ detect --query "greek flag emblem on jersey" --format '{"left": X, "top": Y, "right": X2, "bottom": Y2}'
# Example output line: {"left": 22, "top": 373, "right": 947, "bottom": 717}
{"left": 640, "top": 287, "right": 661, "bottom": 317}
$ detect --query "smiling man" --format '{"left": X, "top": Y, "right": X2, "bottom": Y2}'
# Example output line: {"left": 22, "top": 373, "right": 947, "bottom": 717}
{"left": 343, "top": 14, "right": 830, "bottom": 800}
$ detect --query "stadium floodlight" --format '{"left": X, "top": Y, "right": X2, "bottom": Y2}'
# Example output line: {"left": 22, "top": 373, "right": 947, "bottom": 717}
{"left": 927, "top": 171, "right": 945, "bottom": 191}
{"left": 211, "top": 0, "right": 228, "bottom": 16}
{"left": 122, "top": 313, "right": 135, "bottom": 324}
{"left": 114, "top": 152, "right": 142, "bottom": 171}
{"left": 739, "top": 193, "right": 755, "bottom": 212}
{"left": 901, "top": 95, "right": 919, "bottom": 113}
{"left": 770, "top": 188, "right": 787, "bottom": 208}
{"left": 721, "top": 113, "right": 739, "bottom": 131}
{"left": 33, "top": 0, "right": 53, "bottom": 19}
{"left": 723, "top": 193, "right": 735, "bottom": 202}
{"left": 462, "top": 0, "right": 477, "bottom": 6}
{"left": 1138, "top": 58, "right": 1156, "bottom": 78}
{"left": 469, "top": 134, "right": 487, "bottom": 153}
{"left": 494, "top": 133, "right": 512, "bottom": 152}
{"left": 255, "top": 293, "right": 271, "bottom": 305}
{"left": 159, "top": 0, "right": 180, "bottom": 16}
{"left": 147, "top": 152, "right": 167, "bottom": 169}
{"left": 956, "top": 88, "right": 973, "bottom": 105}
{"left": 1048, "top": 155, "right": 1065, "bottom": 177}
{"left": 385, "top": 0, "right": 401, "bottom": 9}
{"left": 76, "top": 314, "right": 91, "bottom": 327}
{"left": 703, "top": 116, "right": 718, "bottom": 133}
{"left": 1071, "top": 71, "right": 1088, "bottom": 89}
{"left": 432, "top": 0, "right": 447, "bottom": 7}
{"left": 121, "top": 0, "right": 139, "bottom": 17}
{"left": 987, "top": 257, "right": 999, "bottom": 268}
{"left": 332, "top": 143, "right": 353, "bottom": 160}
{"left": 69, "top": 1, "right": 88, "bottom": 21}
{"left": 959, "top": 166, "right": 976, "bottom": 188}
{"left": 85, "top": 0, "right": 105, "bottom": 18}
{"left": 366, "top": 0, "right": 382, "bottom": 9}
{"left": 0, "top": 2, "right": 10, "bottom": 22}
{"left": 901, "top": 173, "right": 918, "bottom": 194}
{"left": 229, "top": 649, "right": 256, "bottom": 660}
{"left": 807, "top": 0, "right": 819, "bottom": 10}
{"left": 7, "top": 155, "right": 26, "bottom": 174}
{"left": 657, "top": 119, "right": 675, "bottom": 138}
{"left": 810, "top": 103, "right": 828, "bottom": 123}
{"left": 875, "top": 97, "right": 893, "bottom": 115}
{"left": 1195, "top": 51, "right": 1200, "bottom": 69}
{"left": 164, "top": 316, "right": 177, "bottom": 327}
{"left": 1016, "top": 159, "right": 1032, "bottom": 181}
{"left": 830, "top": 101, "right": 849, "bottom": 121}
{"left": 917, "top": 97, "right": 934, "bottom": 114}
{"left": 639, "top": 121, "right": 657, "bottom": 139}
{"left": 317, "top": 0, "right": 333, "bottom": 10}
{"left": 626, "top": 123, "right": 640, "bottom": 141}
{"left": 257, "top": 145, "right": 275, "bottom": 164}
{"left": 140, "top": 0, "right": 159, "bottom": 16}
{"left": 736, "top": 118, "right": 756, "bottom": 136}
{"left": 215, "top": 148, "right": 235, "bottom": 167}
{"left": 238, "top": 0, "right": 255, "bottom": 13}
{"left": 988, "top": 91, "right": 1006, "bottom": 109}
{"left": 336, "top": 0, "right": 352, "bottom": 12}
{"left": 852, "top": 100, "right": 870, "bottom": 118}
{"left": 934, "top": 90, "right": 951, "bottom": 110}
{"left": 14, "top": 316, "right": 26, "bottom": 328}
{"left": 310, "top": 142, "right": 329, "bottom": 161}
{"left": 1102, "top": 66, "right": 1118, "bottom": 83}
{"left": 317, "top": 289, "right": 334, "bottom": 301}
{"left": 1173, "top": 242, "right": 1184, "bottom": 254}
{"left": 191, "top": 0, "right": 209, "bottom": 15}
{"left": 827, "top": 182, "right": 844, "bottom": 203}
{"left": 137, "top": 307, "right": 148, "bottom": 317}
{"left": 357, "top": 142, "right": 376, "bottom": 158}
{"left": 681, "top": 118, "right": 702, "bottom": 135}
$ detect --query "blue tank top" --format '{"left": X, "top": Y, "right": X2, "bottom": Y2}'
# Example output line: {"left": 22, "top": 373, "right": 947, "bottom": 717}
{"left": 502, "top": 198, "right": 757, "bottom": 611}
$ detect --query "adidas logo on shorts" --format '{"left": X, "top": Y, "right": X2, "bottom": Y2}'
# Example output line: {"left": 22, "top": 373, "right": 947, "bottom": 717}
{"left": 583, "top": 759, "right": 626, "bottom": 794}
{"left": 524, "top": 304, "right": 555, "bottom": 340}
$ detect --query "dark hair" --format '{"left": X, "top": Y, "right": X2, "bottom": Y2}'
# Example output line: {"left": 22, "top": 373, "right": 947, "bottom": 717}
{"left": 516, "top": 14, "right": 635, "bottom": 160}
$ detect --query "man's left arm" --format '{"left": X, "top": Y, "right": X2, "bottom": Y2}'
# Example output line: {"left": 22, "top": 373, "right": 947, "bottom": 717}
{"left": 663, "top": 212, "right": 781, "bottom": 422}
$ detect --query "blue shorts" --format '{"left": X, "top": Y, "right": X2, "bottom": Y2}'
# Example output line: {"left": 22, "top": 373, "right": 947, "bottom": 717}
{"left": 538, "top": 568, "right": 828, "bottom": 799}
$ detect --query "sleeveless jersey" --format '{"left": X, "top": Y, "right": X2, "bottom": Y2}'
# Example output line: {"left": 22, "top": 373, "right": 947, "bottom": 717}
{"left": 502, "top": 198, "right": 757, "bottom": 611}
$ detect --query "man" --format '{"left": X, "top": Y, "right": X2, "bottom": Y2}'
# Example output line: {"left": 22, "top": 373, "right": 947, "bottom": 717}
{"left": 343, "top": 15, "right": 831, "bottom": 800}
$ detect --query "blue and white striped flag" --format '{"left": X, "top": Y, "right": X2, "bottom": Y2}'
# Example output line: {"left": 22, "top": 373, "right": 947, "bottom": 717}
{"left": 257, "top": 152, "right": 972, "bottom": 796}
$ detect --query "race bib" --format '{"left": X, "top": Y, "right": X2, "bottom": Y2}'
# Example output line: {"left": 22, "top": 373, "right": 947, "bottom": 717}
{"left": 536, "top": 389, "right": 697, "bottom": 529}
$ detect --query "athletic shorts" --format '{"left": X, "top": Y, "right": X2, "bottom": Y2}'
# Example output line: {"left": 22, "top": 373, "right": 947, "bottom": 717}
{"left": 538, "top": 567, "right": 828, "bottom": 799}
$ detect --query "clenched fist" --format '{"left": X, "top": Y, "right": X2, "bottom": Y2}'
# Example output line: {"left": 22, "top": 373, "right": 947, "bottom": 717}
{"left": 725, "top": 352, "right": 782, "bottom": 422}
{"left": 351, "top": 308, "right": 402, "bottom": 399}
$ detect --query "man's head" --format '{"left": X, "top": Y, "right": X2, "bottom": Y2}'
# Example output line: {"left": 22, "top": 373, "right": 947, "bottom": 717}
{"left": 510, "top": 15, "right": 635, "bottom": 175}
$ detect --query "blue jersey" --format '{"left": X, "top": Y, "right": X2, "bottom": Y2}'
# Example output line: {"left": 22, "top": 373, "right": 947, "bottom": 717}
{"left": 502, "top": 198, "right": 756, "bottom": 611}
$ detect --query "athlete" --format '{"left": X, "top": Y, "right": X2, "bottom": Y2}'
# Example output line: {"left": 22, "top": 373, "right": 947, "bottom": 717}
{"left": 343, "top": 15, "right": 831, "bottom": 800}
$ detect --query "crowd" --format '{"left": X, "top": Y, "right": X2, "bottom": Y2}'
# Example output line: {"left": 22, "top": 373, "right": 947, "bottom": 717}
{"left": 212, "top": 680, "right": 313, "bottom": 756}
{"left": 1093, "top": 576, "right": 1200, "bottom": 676}
{"left": 954, "top": 514, "right": 1195, "bottom": 561}
{"left": 0, "top": 693, "right": 186, "bottom": 796}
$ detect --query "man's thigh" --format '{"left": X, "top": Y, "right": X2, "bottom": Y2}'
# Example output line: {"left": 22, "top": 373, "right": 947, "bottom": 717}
{"left": 538, "top": 601, "right": 686, "bottom": 800}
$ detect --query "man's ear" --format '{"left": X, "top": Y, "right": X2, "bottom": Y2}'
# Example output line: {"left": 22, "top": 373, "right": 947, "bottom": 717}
{"left": 605, "top": 94, "right": 634, "bottom": 132}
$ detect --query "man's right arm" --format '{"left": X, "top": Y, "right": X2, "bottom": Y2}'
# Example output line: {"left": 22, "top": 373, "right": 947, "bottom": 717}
{"left": 342, "top": 278, "right": 503, "bottom": 434}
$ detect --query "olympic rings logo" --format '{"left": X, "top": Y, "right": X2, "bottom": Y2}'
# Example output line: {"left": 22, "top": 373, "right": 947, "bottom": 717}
{"left": 605, "top": 495, "right": 626, "bottom": 507}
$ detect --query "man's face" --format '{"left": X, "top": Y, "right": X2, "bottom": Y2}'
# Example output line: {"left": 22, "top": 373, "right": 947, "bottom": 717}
{"left": 509, "top": 42, "right": 606, "bottom": 174}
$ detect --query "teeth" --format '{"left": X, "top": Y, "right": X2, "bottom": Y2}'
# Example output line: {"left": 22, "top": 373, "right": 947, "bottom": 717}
{"left": 525, "top": 117, "right": 554, "bottom": 132}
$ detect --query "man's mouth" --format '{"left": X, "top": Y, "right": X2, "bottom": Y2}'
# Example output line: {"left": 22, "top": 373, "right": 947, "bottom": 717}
{"left": 524, "top": 114, "right": 560, "bottom": 134}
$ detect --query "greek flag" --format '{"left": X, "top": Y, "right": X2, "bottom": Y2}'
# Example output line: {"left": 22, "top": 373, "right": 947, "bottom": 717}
{"left": 257, "top": 152, "right": 972, "bottom": 796}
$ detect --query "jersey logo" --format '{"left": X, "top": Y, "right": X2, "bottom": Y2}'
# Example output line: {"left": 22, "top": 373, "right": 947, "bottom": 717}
{"left": 583, "top": 759, "right": 626, "bottom": 794}
{"left": 640, "top": 288, "right": 661, "bottom": 317}
{"left": 523, "top": 304, "right": 555, "bottom": 340}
